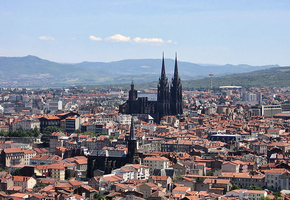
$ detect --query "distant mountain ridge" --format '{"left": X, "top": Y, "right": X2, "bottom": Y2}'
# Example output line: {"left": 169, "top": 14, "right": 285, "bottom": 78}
{"left": 0, "top": 55, "right": 282, "bottom": 88}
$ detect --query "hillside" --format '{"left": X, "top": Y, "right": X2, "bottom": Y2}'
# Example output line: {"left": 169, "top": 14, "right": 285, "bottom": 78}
{"left": 0, "top": 55, "right": 281, "bottom": 88}
{"left": 182, "top": 66, "right": 290, "bottom": 90}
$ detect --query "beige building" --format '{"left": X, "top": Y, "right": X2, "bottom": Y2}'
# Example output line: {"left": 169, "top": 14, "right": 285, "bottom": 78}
{"left": 149, "top": 175, "right": 172, "bottom": 187}
{"left": 49, "top": 164, "right": 65, "bottom": 180}
{"left": 219, "top": 172, "right": 265, "bottom": 189}
{"left": 23, "top": 150, "right": 36, "bottom": 165}
{"left": 222, "top": 161, "right": 239, "bottom": 173}
{"left": 1, "top": 148, "right": 25, "bottom": 168}
{"left": 136, "top": 182, "right": 158, "bottom": 199}
{"left": 12, "top": 176, "right": 36, "bottom": 189}
{"left": 12, "top": 118, "right": 40, "bottom": 131}
{"left": 143, "top": 156, "right": 169, "bottom": 174}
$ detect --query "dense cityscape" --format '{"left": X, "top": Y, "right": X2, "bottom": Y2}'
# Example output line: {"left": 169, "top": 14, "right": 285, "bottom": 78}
{"left": 1, "top": 1, "right": 290, "bottom": 200}
{"left": 0, "top": 57, "right": 290, "bottom": 200}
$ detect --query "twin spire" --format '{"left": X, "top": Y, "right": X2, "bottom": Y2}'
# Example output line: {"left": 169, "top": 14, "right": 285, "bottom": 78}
{"left": 161, "top": 52, "right": 179, "bottom": 81}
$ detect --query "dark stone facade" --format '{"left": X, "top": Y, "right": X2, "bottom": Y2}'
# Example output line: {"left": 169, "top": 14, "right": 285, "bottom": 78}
{"left": 119, "top": 53, "right": 183, "bottom": 123}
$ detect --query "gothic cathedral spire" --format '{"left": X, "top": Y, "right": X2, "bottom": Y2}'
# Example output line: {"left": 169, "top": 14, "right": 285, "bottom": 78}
{"left": 171, "top": 53, "right": 183, "bottom": 115}
{"left": 157, "top": 52, "right": 170, "bottom": 118}
{"left": 161, "top": 52, "right": 166, "bottom": 80}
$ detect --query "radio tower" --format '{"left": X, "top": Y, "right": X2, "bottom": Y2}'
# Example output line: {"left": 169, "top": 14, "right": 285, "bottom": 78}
{"left": 209, "top": 74, "right": 214, "bottom": 89}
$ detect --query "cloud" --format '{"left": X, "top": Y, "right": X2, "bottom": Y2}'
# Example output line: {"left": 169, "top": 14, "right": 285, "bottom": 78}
{"left": 105, "top": 34, "right": 131, "bottom": 42}
{"left": 140, "top": 66, "right": 150, "bottom": 68}
{"left": 133, "top": 37, "right": 164, "bottom": 43}
{"left": 89, "top": 35, "right": 102, "bottom": 41}
{"left": 38, "top": 36, "right": 55, "bottom": 41}
{"left": 101, "top": 34, "right": 175, "bottom": 44}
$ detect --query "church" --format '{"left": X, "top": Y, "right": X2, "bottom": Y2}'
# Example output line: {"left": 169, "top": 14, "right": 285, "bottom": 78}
{"left": 119, "top": 53, "right": 183, "bottom": 123}
{"left": 87, "top": 117, "right": 139, "bottom": 177}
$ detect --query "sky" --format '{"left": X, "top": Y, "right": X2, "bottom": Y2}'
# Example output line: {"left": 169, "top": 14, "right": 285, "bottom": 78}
{"left": 0, "top": 0, "right": 290, "bottom": 66}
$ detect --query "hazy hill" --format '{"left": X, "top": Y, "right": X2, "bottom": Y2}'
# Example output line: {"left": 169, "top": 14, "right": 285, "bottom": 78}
{"left": 182, "top": 66, "right": 290, "bottom": 90}
{"left": 0, "top": 55, "right": 281, "bottom": 87}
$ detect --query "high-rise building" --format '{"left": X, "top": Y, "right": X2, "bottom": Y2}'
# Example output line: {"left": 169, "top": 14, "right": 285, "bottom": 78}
{"left": 119, "top": 53, "right": 183, "bottom": 123}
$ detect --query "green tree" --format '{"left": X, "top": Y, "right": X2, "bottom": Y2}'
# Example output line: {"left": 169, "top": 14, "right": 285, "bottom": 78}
{"left": 74, "top": 129, "right": 81, "bottom": 133}
{"left": 29, "top": 126, "right": 40, "bottom": 137}
{"left": 34, "top": 183, "right": 48, "bottom": 188}
{"left": 94, "top": 193, "right": 104, "bottom": 200}
{"left": 41, "top": 126, "right": 62, "bottom": 144}
{"left": 11, "top": 168, "right": 21, "bottom": 176}
{"left": 173, "top": 175, "right": 183, "bottom": 181}
{"left": 260, "top": 197, "right": 271, "bottom": 200}
{"left": 231, "top": 184, "right": 240, "bottom": 191}
{"left": 84, "top": 131, "right": 95, "bottom": 135}
{"left": 206, "top": 171, "right": 214, "bottom": 176}
{"left": 273, "top": 191, "right": 281, "bottom": 200}
{"left": 248, "top": 186, "right": 263, "bottom": 190}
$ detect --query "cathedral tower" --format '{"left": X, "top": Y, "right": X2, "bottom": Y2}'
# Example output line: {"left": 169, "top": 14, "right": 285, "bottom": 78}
{"left": 129, "top": 81, "right": 137, "bottom": 114}
{"left": 119, "top": 53, "right": 183, "bottom": 124}
{"left": 170, "top": 53, "right": 183, "bottom": 115}
{"left": 157, "top": 53, "right": 171, "bottom": 118}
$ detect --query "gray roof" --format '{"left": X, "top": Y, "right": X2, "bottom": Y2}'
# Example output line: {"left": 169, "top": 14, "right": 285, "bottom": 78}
{"left": 153, "top": 168, "right": 175, "bottom": 177}
{"left": 90, "top": 150, "right": 127, "bottom": 158}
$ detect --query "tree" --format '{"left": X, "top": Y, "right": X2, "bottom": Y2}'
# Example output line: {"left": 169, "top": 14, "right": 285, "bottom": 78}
{"left": 11, "top": 168, "right": 21, "bottom": 176}
{"left": 34, "top": 183, "right": 48, "bottom": 188}
{"left": 273, "top": 191, "right": 281, "bottom": 200}
{"left": 41, "top": 126, "right": 62, "bottom": 145}
{"left": 74, "top": 129, "right": 81, "bottom": 133}
{"left": 32, "top": 126, "right": 40, "bottom": 137}
{"left": 231, "top": 184, "right": 240, "bottom": 191}
{"left": 248, "top": 186, "right": 263, "bottom": 190}
{"left": 260, "top": 197, "right": 271, "bottom": 200}
{"left": 206, "top": 171, "right": 214, "bottom": 176}
{"left": 94, "top": 193, "right": 104, "bottom": 200}
{"left": 173, "top": 175, "right": 183, "bottom": 181}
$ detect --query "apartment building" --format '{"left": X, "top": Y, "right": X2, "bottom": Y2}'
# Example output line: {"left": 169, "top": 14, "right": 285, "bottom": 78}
{"left": 23, "top": 150, "right": 36, "bottom": 165}
{"left": 143, "top": 156, "right": 169, "bottom": 174}
{"left": 0, "top": 148, "right": 25, "bottom": 168}
{"left": 49, "top": 164, "right": 65, "bottom": 180}
{"left": 265, "top": 168, "right": 290, "bottom": 191}
{"left": 12, "top": 176, "right": 36, "bottom": 189}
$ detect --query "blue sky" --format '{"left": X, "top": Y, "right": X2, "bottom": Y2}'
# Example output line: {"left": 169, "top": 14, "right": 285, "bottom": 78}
{"left": 0, "top": 0, "right": 290, "bottom": 65}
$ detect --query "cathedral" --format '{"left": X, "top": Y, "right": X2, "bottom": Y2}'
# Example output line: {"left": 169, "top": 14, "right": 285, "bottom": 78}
{"left": 119, "top": 53, "right": 183, "bottom": 123}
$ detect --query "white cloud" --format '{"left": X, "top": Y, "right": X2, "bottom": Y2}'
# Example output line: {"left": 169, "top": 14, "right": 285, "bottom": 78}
{"left": 89, "top": 35, "right": 102, "bottom": 41}
{"left": 167, "top": 40, "right": 172, "bottom": 43}
{"left": 105, "top": 34, "right": 131, "bottom": 42}
{"left": 133, "top": 37, "right": 164, "bottom": 43}
{"left": 38, "top": 36, "right": 55, "bottom": 41}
